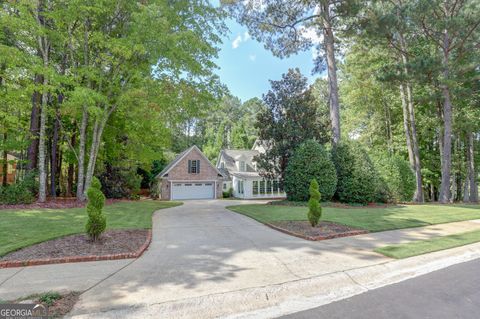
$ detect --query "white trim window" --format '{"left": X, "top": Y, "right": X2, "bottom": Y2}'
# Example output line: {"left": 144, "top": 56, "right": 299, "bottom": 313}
{"left": 237, "top": 180, "right": 244, "bottom": 194}
{"left": 188, "top": 159, "right": 200, "bottom": 174}
{"left": 239, "top": 161, "right": 246, "bottom": 172}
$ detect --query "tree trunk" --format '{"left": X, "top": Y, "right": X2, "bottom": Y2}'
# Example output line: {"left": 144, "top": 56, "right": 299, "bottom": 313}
{"left": 27, "top": 74, "right": 43, "bottom": 171}
{"left": 76, "top": 107, "right": 88, "bottom": 200}
{"left": 66, "top": 132, "right": 76, "bottom": 197}
{"left": 2, "top": 132, "right": 7, "bottom": 186}
{"left": 467, "top": 131, "right": 478, "bottom": 202}
{"left": 50, "top": 102, "right": 60, "bottom": 197}
{"left": 398, "top": 33, "right": 423, "bottom": 202}
{"left": 37, "top": 78, "right": 48, "bottom": 202}
{"left": 321, "top": 5, "right": 341, "bottom": 146}
{"left": 84, "top": 116, "right": 108, "bottom": 192}
{"left": 439, "top": 46, "right": 453, "bottom": 203}
{"left": 399, "top": 84, "right": 415, "bottom": 171}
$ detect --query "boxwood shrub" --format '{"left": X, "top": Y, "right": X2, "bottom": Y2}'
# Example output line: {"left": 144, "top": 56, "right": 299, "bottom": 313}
{"left": 284, "top": 140, "right": 337, "bottom": 201}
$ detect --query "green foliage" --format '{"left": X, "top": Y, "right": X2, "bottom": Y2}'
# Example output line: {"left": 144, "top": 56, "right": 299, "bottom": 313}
{"left": 255, "top": 69, "right": 325, "bottom": 180}
{"left": 372, "top": 153, "right": 416, "bottom": 202}
{"left": 98, "top": 164, "right": 142, "bottom": 199}
{"left": 307, "top": 179, "right": 322, "bottom": 227}
{"left": 332, "top": 142, "right": 380, "bottom": 204}
{"left": 0, "top": 172, "right": 38, "bottom": 205}
{"left": 85, "top": 177, "right": 106, "bottom": 241}
{"left": 223, "top": 187, "right": 233, "bottom": 198}
{"left": 39, "top": 292, "right": 61, "bottom": 306}
{"left": 284, "top": 140, "right": 337, "bottom": 201}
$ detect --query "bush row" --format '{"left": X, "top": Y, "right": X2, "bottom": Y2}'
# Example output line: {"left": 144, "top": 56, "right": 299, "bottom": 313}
{"left": 284, "top": 140, "right": 415, "bottom": 204}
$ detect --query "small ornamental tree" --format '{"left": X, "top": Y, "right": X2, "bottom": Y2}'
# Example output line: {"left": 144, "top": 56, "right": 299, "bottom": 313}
{"left": 85, "top": 177, "right": 107, "bottom": 241}
{"left": 307, "top": 179, "right": 322, "bottom": 227}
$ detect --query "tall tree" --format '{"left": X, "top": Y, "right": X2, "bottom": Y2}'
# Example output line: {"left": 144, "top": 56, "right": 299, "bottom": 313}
{"left": 414, "top": 0, "right": 480, "bottom": 203}
{"left": 223, "top": 0, "right": 359, "bottom": 146}
{"left": 255, "top": 68, "right": 323, "bottom": 181}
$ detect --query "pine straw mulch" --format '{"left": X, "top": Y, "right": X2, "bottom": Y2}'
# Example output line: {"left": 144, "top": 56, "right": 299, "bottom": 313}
{"left": 0, "top": 198, "right": 124, "bottom": 210}
{"left": 0, "top": 229, "right": 149, "bottom": 262}
{"left": 268, "top": 220, "right": 368, "bottom": 241}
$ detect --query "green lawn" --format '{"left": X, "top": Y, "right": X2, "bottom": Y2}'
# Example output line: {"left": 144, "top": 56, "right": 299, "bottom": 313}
{"left": 375, "top": 230, "right": 480, "bottom": 259}
{"left": 0, "top": 200, "right": 181, "bottom": 256}
{"left": 227, "top": 204, "right": 480, "bottom": 232}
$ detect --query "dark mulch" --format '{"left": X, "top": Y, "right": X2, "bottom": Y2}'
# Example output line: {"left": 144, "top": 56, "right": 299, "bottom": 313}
{"left": 0, "top": 229, "right": 149, "bottom": 261}
{"left": 268, "top": 220, "right": 368, "bottom": 240}
{"left": 0, "top": 198, "right": 123, "bottom": 210}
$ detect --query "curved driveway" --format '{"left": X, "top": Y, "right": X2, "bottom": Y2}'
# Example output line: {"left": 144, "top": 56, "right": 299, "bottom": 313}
{"left": 70, "top": 200, "right": 387, "bottom": 316}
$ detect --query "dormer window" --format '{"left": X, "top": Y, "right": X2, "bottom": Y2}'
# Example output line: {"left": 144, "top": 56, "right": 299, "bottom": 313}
{"left": 220, "top": 161, "right": 225, "bottom": 169}
{"left": 188, "top": 159, "right": 200, "bottom": 174}
{"left": 239, "top": 161, "right": 246, "bottom": 172}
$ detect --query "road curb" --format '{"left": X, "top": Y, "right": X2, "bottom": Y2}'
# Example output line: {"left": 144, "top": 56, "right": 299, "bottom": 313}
{"left": 69, "top": 242, "right": 480, "bottom": 319}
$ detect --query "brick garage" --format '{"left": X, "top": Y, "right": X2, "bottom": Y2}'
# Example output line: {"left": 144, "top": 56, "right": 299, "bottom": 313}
{"left": 156, "top": 146, "right": 224, "bottom": 200}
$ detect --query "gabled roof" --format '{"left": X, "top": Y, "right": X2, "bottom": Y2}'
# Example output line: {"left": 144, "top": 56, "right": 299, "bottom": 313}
{"left": 217, "top": 149, "right": 260, "bottom": 176}
{"left": 156, "top": 145, "right": 224, "bottom": 179}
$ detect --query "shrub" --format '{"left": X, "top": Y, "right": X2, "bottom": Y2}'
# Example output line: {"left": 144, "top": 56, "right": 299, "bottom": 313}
{"left": 85, "top": 177, "right": 107, "bottom": 241}
{"left": 98, "top": 163, "right": 142, "bottom": 199}
{"left": 307, "top": 179, "right": 322, "bottom": 227}
{"left": 39, "top": 292, "right": 61, "bottom": 306}
{"left": 372, "top": 153, "right": 416, "bottom": 202}
{"left": 284, "top": 140, "right": 337, "bottom": 201}
{"left": 0, "top": 172, "right": 38, "bottom": 205}
{"left": 331, "top": 142, "right": 380, "bottom": 204}
{"left": 222, "top": 187, "right": 233, "bottom": 198}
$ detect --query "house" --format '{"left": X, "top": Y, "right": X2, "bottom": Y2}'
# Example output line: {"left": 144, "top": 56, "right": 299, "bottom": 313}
{"left": 155, "top": 145, "right": 224, "bottom": 200}
{"left": 216, "top": 141, "right": 286, "bottom": 199}
{"left": 0, "top": 154, "right": 18, "bottom": 184}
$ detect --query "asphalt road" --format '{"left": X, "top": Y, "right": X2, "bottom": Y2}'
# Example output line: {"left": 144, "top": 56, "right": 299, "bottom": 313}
{"left": 280, "top": 258, "right": 480, "bottom": 319}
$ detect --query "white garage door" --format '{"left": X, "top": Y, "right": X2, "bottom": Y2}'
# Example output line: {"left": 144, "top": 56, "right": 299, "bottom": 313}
{"left": 171, "top": 182, "right": 214, "bottom": 200}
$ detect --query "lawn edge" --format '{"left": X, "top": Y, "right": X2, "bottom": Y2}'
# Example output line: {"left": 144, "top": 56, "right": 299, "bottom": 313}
{"left": 0, "top": 229, "right": 152, "bottom": 269}
{"left": 374, "top": 229, "right": 480, "bottom": 259}
{"left": 227, "top": 205, "right": 369, "bottom": 241}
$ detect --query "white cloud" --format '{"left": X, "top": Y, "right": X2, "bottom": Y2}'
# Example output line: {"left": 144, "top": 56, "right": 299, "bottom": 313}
{"left": 249, "top": 54, "right": 256, "bottom": 61}
{"left": 232, "top": 35, "right": 243, "bottom": 49}
{"left": 231, "top": 31, "right": 252, "bottom": 49}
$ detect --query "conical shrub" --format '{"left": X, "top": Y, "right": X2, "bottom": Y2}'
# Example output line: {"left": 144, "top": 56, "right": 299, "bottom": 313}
{"left": 85, "top": 177, "right": 106, "bottom": 241}
{"left": 307, "top": 179, "right": 322, "bottom": 227}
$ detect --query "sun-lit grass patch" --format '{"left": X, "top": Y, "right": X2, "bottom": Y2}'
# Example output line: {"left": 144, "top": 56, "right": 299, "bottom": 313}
{"left": 0, "top": 200, "right": 181, "bottom": 256}
{"left": 374, "top": 230, "right": 480, "bottom": 258}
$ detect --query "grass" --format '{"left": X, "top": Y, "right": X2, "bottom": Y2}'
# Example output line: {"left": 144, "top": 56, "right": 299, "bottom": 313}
{"left": 0, "top": 200, "right": 181, "bottom": 256}
{"left": 227, "top": 203, "right": 480, "bottom": 232}
{"left": 374, "top": 230, "right": 480, "bottom": 259}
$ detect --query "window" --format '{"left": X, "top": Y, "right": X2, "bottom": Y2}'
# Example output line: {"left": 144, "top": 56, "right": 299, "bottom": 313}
{"left": 185, "top": 183, "right": 192, "bottom": 186}
{"left": 220, "top": 162, "right": 225, "bottom": 169}
{"left": 239, "top": 161, "right": 246, "bottom": 172}
{"left": 259, "top": 180, "right": 265, "bottom": 194}
{"left": 195, "top": 183, "right": 202, "bottom": 186}
{"left": 188, "top": 159, "right": 200, "bottom": 174}
{"left": 253, "top": 181, "right": 259, "bottom": 195}
{"left": 223, "top": 183, "right": 227, "bottom": 190}
{"left": 266, "top": 180, "right": 272, "bottom": 193}
{"left": 273, "top": 180, "right": 278, "bottom": 193}
{"left": 237, "top": 180, "right": 244, "bottom": 194}
{"left": 279, "top": 181, "right": 284, "bottom": 193}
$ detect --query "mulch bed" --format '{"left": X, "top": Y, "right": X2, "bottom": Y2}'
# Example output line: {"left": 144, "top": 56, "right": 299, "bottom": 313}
{"left": 0, "top": 198, "right": 124, "bottom": 210}
{"left": 0, "top": 229, "right": 151, "bottom": 268}
{"left": 267, "top": 200, "right": 396, "bottom": 209}
{"left": 45, "top": 292, "right": 81, "bottom": 318}
{"left": 267, "top": 220, "right": 368, "bottom": 241}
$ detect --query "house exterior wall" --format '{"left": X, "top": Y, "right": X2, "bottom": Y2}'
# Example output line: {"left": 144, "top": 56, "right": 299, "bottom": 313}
{"left": 159, "top": 147, "right": 222, "bottom": 200}
{"left": 0, "top": 162, "right": 16, "bottom": 184}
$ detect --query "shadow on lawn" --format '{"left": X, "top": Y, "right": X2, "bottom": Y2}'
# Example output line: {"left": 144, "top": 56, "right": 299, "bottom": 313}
{"left": 67, "top": 199, "right": 476, "bottom": 315}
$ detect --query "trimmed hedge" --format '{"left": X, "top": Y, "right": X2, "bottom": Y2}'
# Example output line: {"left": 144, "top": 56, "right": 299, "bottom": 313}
{"left": 372, "top": 153, "right": 416, "bottom": 202}
{"left": 331, "top": 142, "right": 380, "bottom": 204}
{"left": 284, "top": 140, "right": 337, "bottom": 201}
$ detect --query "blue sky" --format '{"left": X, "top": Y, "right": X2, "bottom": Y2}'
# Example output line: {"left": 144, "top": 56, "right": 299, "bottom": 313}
{"left": 215, "top": 18, "right": 318, "bottom": 102}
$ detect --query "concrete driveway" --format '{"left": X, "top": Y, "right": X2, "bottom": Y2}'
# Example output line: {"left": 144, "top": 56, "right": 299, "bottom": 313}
{"left": 2, "top": 200, "right": 479, "bottom": 318}
{"left": 70, "top": 199, "right": 387, "bottom": 316}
